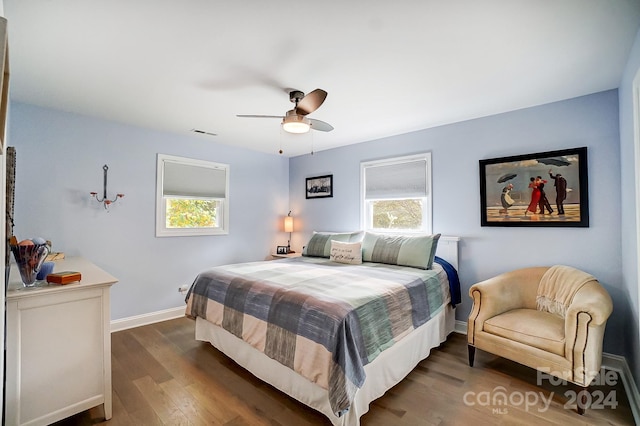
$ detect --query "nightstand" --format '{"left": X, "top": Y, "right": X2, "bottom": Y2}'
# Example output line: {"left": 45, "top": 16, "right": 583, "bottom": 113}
{"left": 271, "top": 252, "right": 302, "bottom": 259}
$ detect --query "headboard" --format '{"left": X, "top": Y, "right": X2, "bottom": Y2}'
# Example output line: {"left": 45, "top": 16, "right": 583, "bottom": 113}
{"left": 436, "top": 236, "right": 460, "bottom": 272}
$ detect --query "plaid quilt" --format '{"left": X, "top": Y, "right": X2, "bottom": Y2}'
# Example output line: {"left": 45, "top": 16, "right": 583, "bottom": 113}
{"left": 185, "top": 256, "right": 451, "bottom": 415}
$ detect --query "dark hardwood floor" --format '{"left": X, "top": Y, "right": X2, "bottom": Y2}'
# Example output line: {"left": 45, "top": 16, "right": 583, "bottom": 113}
{"left": 53, "top": 317, "right": 635, "bottom": 425}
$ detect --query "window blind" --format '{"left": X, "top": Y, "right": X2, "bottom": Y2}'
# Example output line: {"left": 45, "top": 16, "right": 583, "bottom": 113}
{"left": 364, "top": 159, "right": 427, "bottom": 199}
{"left": 163, "top": 161, "right": 226, "bottom": 198}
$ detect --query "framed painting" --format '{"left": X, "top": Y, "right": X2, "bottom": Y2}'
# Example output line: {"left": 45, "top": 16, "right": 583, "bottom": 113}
{"left": 306, "top": 174, "right": 333, "bottom": 199}
{"left": 479, "top": 147, "right": 588, "bottom": 227}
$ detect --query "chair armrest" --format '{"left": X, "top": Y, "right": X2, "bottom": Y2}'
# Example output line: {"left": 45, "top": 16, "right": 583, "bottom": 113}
{"left": 566, "top": 281, "right": 613, "bottom": 326}
{"left": 468, "top": 267, "right": 547, "bottom": 344}
{"left": 564, "top": 280, "right": 613, "bottom": 385}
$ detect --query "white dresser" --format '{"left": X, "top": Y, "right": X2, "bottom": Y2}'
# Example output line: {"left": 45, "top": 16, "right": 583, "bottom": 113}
{"left": 5, "top": 257, "right": 118, "bottom": 426}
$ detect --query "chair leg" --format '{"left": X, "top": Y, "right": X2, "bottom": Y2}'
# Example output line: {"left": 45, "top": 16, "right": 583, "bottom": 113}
{"left": 468, "top": 345, "right": 475, "bottom": 367}
{"left": 576, "top": 385, "right": 588, "bottom": 415}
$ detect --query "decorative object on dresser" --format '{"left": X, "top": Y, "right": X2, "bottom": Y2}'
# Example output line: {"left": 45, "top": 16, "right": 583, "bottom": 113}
{"left": 467, "top": 265, "right": 612, "bottom": 414}
{"left": 479, "top": 147, "right": 588, "bottom": 227}
{"left": 90, "top": 164, "right": 124, "bottom": 210}
{"left": 46, "top": 251, "right": 65, "bottom": 261}
{"left": 5, "top": 257, "right": 118, "bottom": 426}
{"left": 46, "top": 270, "right": 82, "bottom": 285}
{"left": 9, "top": 236, "right": 50, "bottom": 287}
{"left": 35, "top": 261, "right": 55, "bottom": 281}
{"left": 305, "top": 174, "right": 333, "bottom": 199}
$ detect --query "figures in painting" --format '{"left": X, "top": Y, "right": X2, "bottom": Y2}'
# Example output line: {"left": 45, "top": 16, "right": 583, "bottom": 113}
{"left": 525, "top": 177, "right": 540, "bottom": 216}
{"left": 537, "top": 176, "right": 553, "bottom": 214}
{"left": 549, "top": 170, "right": 567, "bottom": 215}
{"left": 525, "top": 176, "right": 554, "bottom": 216}
{"left": 499, "top": 183, "right": 514, "bottom": 215}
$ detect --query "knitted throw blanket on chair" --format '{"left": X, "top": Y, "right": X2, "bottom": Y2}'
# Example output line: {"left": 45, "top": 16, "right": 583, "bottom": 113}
{"left": 536, "top": 265, "right": 595, "bottom": 318}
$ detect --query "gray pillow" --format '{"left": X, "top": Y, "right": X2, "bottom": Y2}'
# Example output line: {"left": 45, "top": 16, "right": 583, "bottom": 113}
{"left": 302, "top": 231, "right": 364, "bottom": 258}
{"left": 361, "top": 232, "right": 441, "bottom": 269}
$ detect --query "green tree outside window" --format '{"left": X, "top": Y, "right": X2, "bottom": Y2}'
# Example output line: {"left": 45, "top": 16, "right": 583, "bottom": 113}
{"left": 166, "top": 198, "right": 218, "bottom": 228}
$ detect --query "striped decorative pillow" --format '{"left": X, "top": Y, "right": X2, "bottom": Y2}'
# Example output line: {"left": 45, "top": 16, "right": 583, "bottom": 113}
{"left": 302, "top": 231, "right": 364, "bottom": 258}
{"left": 361, "top": 232, "right": 441, "bottom": 269}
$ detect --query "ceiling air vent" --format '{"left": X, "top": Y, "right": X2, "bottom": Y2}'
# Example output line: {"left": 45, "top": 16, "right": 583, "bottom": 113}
{"left": 190, "top": 128, "right": 217, "bottom": 136}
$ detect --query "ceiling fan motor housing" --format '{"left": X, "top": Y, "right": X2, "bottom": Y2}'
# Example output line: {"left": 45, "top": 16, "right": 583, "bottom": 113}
{"left": 289, "top": 90, "right": 305, "bottom": 104}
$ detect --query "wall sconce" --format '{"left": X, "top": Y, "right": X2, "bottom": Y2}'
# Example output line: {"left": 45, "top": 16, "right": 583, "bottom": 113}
{"left": 284, "top": 211, "right": 294, "bottom": 253}
{"left": 90, "top": 164, "right": 124, "bottom": 210}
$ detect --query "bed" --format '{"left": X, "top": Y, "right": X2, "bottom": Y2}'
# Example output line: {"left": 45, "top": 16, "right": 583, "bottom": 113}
{"left": 185, "top": 233, "right": 460, "bottom": 426}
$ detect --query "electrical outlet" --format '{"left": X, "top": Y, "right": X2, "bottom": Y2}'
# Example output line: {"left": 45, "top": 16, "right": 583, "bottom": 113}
{"left": 178, "top": 284, "right": 190, "bottom": 295}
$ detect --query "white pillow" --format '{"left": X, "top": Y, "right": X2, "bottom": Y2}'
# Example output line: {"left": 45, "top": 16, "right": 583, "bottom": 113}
{"left": 329, "top": 241, "right": 362, "bottom": 265}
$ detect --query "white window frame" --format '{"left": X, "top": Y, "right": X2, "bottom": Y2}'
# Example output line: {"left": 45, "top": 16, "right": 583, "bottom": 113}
{"left": 156, "top": 153, "right": 230, "bottom": 237}
{"left": 360, "top": 153, "right": 433, "bottom": 234}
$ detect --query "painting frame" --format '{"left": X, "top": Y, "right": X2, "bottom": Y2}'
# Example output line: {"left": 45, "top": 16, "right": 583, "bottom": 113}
{"left": 305, "top": 174, "right": 333, "bottom": 199}
{"left": 479, "top": 147, "right": 589, "bottom": 227}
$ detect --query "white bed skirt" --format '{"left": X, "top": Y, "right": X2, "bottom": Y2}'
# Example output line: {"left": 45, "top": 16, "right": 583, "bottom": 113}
{"left": 195, "top": 303, "right": 456, "bottom": 426}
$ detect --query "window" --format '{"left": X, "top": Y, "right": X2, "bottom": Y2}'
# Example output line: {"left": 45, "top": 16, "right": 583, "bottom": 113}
{"left": 156, "top": 154, "right": 229, "bottom": 237}
{"left": 361, "top": 153, "right": 432, "bottom": 234}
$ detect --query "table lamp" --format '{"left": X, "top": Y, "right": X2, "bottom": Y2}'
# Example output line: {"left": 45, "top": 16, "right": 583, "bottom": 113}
{"left": 284, "top": 211, "right": 294, "bottom": 253}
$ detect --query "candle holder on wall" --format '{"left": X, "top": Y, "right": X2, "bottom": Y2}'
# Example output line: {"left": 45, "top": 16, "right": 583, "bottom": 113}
{"left": 90, "top": 164, "right": 124, "bottom": 210}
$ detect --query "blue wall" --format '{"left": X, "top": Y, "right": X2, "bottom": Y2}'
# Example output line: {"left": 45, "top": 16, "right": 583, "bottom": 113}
{"left": 619, "top": 27, "right": 640, "bottom": 389}
{"left": 9, "top": 89, "right": 633, "bottom": 360}
{"left": 290, "top": 90, "right": 625, "bottom": 354}
{"left": 8, "top": 102, "right": 290, "bottom": 320}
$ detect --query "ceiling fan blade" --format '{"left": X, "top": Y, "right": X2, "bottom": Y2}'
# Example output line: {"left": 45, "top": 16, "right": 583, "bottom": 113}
{"left": 309, "top": 118, "right": 334, "bottom": 132}
{"left": 236, "top": 114, "right": 284, "bottom": 119}
{"left": 296, "top": 89, "right": 327, "bottom": 116}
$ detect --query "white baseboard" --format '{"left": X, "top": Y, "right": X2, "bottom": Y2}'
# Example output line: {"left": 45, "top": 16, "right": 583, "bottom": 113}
{"left": 110, "top": 306, "right": 186, "bottom": 333}
{"left": 454, "top": 319, "right": 467, "bottom": 334}
{"left": 455, "top": 320, "right": 640, "bottom": 423}
{"left": 601, "top": 352, "right": 640, "bottom": 425}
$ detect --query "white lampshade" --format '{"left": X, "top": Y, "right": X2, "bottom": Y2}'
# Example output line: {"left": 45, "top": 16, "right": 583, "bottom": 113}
{"left": 284, "top": 216, "right": 294, "bottom": 233}
{"left": 282, "top": 115, "right": 310, "bottom": 134}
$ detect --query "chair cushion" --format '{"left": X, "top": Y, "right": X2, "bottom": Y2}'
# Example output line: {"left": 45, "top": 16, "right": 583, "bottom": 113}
{"left": 483, "top": 308, "right": 565, "bottom": 356}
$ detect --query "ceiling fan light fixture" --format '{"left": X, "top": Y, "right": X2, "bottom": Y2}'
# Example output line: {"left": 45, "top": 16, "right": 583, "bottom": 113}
{"left": 282, "top": 114, "right": 311, "bottom": 134}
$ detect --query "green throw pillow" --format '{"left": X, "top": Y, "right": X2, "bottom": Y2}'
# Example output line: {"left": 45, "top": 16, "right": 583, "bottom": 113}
{"left": 361, "top": 232, "right": 441, "bottom": 269}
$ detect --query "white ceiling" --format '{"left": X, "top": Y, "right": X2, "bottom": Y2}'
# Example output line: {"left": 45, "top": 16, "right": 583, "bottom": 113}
{"left": 4, "top": 1, "right": 640, "bottom": 157}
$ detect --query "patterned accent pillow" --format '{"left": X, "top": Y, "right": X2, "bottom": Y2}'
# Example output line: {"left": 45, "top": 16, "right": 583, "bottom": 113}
{"left": 329, "top": 241, "right": 363, "bottom": 264}
{"left": 302, "top": 231, "right": 364, "bottom": 258}
{"left": 361, "top": 232, "right": 441, "bottom": 269}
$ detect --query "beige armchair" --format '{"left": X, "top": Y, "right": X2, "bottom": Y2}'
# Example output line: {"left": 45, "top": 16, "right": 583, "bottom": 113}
{"left": 467, "top": 265, "right": 612, "bottom": 414}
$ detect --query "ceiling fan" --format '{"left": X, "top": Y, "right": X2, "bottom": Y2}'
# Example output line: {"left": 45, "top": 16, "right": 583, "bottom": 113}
{"left": 237, "top": 89, "right": 334, "bottom": 134}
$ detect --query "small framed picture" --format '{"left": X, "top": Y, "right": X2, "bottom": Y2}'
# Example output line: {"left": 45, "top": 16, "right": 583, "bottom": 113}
{"left": 306, "top": 174, "right": 333, "bottom": 199}
{"left": 276, "top": 246, "right": 288, "bottom": 255}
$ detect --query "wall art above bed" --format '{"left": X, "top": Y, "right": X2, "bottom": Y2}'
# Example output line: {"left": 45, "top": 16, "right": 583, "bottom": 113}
{"left": 305, "top": 174, "right": 333, "bottom": 199}
{"left": 479, "top": 147, "right": 589, "bottom": 227}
